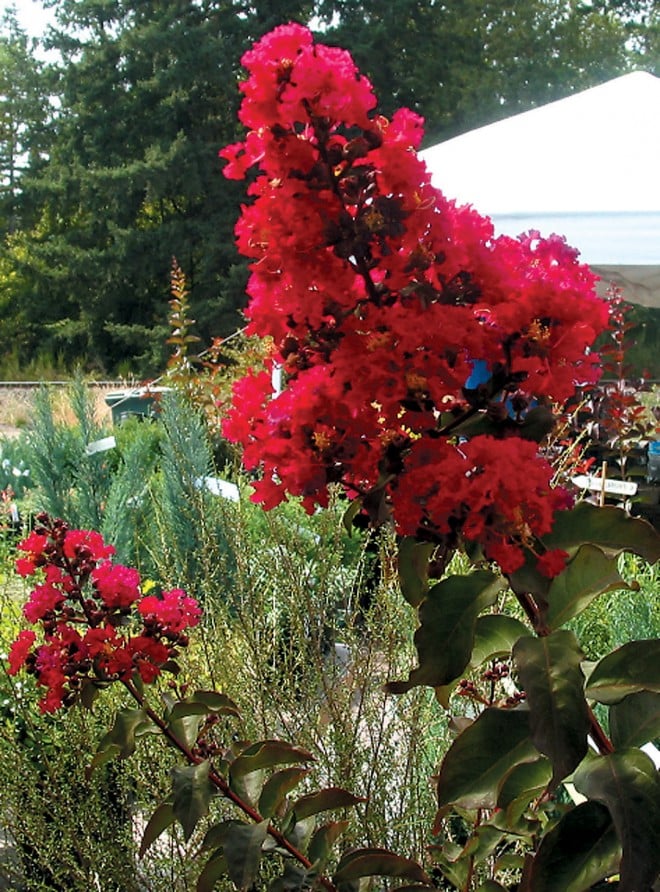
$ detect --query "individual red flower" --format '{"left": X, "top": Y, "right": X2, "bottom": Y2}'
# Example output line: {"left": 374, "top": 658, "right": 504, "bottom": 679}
{"left": 39, "top": 686, "right": 66, "bottom": 714}
{"left": 83, "top": 625, "right": 120, "bottom": 661}
{"left": 8, "top": 630, "right": 36, "bottom": 675}
{"left": 236, "top": 23, "right": 376, "bottom": 132}
{"left": 138, "top": 588, "right": 202, "bottom": 634}
{"left": 537, "top": 549, "right": 570, "bottom": 579}
{"left": 63, "top": 528, "right": 115, "bottom": 562}
{"left": 91, "top": 561, "right": 141, "bottom": 609}
{"left": 15, "top": 531, "right": 49, "bottom": 576}
{"left": 33, "top": 640, "right": 69, "bottom": 713}
{"left": 125, "top": 636, "right": 171, "bottom": 683}
{"left": 23, "top": 581, "right": 65, "bottom": 623}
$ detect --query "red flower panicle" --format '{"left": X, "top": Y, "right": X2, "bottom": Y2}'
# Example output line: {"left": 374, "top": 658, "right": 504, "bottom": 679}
{"left": 220, "top": 24, "right": 609, "bottom": 574}
{"left": 7, "top": 515, "right": 201, "bottom": 713}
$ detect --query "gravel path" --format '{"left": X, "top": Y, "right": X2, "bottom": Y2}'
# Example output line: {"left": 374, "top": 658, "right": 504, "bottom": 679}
{"left": 0, "top": 384, "right": 118, "bottom": 439}
{"left": 0, "top": 388, "right": 34, "bottom": 438}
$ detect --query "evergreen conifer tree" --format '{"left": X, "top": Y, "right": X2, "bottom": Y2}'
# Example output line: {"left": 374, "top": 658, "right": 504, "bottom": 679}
{"left": 12, "top": 0, "right": 318, "bottom": 374}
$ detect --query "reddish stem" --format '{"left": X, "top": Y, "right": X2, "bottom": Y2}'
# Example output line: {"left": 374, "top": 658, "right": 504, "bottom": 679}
{"left": 122, "top": 678, "right": 338, "bottom": 891}
{"left": 586, "top": 703, "right": 614, "bottom": 755}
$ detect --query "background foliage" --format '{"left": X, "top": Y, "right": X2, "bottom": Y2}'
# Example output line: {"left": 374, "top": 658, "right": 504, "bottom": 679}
{"left": 0, "top": 385, "right": 452, "bottom": 889}
{"left": 0, "top": 0, "right": 659, "bottom": 376}
{"left": 0, "top": 382, "right": 658, "bottom": 889}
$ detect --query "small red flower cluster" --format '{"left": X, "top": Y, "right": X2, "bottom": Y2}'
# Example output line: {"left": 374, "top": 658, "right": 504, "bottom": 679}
{"left": 220, "top": 24, "right": 609, "bottom": 576}
{"left": 8, "top": 516, "right": 201, "bottom": 713}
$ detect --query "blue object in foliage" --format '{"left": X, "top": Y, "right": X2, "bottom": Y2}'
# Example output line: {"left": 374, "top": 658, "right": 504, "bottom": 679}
{"left": 648, "top": 441, "right": 660, "bottom": 484}
{"left": 464, "top": 359, "right": 539, "bottom": 421}
{"left": 465, "top": 359, "right": 491, "bottom": 389}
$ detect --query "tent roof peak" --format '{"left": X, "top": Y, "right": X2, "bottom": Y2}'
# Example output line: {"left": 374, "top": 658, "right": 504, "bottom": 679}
{"left": 421, "top": 71, "right": 660, "bottom": 216}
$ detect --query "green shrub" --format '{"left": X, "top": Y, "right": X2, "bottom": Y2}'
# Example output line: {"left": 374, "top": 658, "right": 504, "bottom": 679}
{"left": 0, "top": 578, "right": 140, "bottom": 890}
{"left": 23, "top": 379, "right": 112, "bottom": 530}
{"left": 0, "top": 410, "right": 447, "bottom": 884}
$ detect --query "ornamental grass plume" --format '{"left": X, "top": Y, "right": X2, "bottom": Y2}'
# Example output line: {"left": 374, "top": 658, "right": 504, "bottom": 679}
{"left": 9, "top": 514, "right": 200, "bottom": 712}
{"left": 220, "top": 23, "right": 608, "bottom": 576}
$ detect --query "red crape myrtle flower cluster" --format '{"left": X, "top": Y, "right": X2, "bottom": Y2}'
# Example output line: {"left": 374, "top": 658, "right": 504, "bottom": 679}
{"left": 220, "top": 24, "right": 610, "bottom": 576}
{"left": 8, "top": 515, "right": 201, "bottom": 713}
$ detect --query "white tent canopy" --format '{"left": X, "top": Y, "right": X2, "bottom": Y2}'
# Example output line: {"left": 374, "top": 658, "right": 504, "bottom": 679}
{"left": 420, "top": 72, "right": 660, "bottom": 307}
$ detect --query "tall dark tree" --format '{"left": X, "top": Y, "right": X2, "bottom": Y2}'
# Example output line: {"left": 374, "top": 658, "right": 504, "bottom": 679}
{"left": 0, "top": 7, "right": 52, "bottom": 360}
{"left": 591, "top": 0, "right": 659, "bottom": 73}
{"left": 10, "top": 0, "right": 313, "bottom": 375}
{"left": 0, "top": 7, "right": 50, "bottom": 231}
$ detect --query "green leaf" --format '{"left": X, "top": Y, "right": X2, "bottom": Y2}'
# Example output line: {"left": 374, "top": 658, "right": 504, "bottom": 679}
{"left": 508, "top": 550, "right": 552, "bottom": 603}
{"left": 342, "top": 498, "right": 363, "bottom": 535}
{"left": 451, "top": 412, "right": 499, "bottom": 438}
{"left": 544, "top": 502, "right": 660, "bottom": 564}
{"left": 545, "top": 544, "right": 631, "bottom": 629}
{"left": 461, "top": 824, "right": 506, "bottom": 865}
{"left": 284, "top": 815, "right": 316, "bottom": 851}
{"left": 169, "top": 700, "right": 211, "bottom": 719}
{"left": 437, "top": 707, "right": 538, "bottom": 810}
{"left": 509, "top": 503, "right": 660, "bottom": 601}
{"left": 202, "top": 821, "right": 231, "bottom": 851}
{"left": 292, "top": 787, "right": 365, "bottom": 821}
{"left": 574, "top": 749, "right": 660, "bottom": 891}
{"left": 196, "top": 849, "right": 229, "bottom": 892}
{"left": 430, "top": 850, "right": 469, "bottom": 889}
{"left": 609, "top": 691, "right": 660, "bottom": 748}
{"left": 222, "top": 820, "right": 269, "bottom": 891}
{"left": 87, "top": 707, "right": 152, "bottom": 775}
{"left": 160, "top": 659, "right": 181, "bottom": 676}
{"left": 171, "top": 761, "right": 215, "bottom": 841}
{"left": 334, "top": 849, "right": 431, "bottom": 885}
{"left": 387, "top": 571, "right": 503, "bottom": 693}
{"left": 494, "top": 854, "right": 527, "bottom": 873}
{"left": 192, "top": 690, "right": 241, "bottom": 717}
{"left": 517, "top": 405, "right": 557, "bottom": 442}
{"left": 471, "top": 614, "right": 529, "bottom": 668}
{"left": 308, "top": 820, "right": 351, "bottom": 866}
{"left": 525, "top": 800, "right": 620, "bottom": 891}
{"left": 496, "top": 758, "right": 553, "bottom": 829}
{"left": 475, "top": 882, "right": 508, "bottom": 892}
{"left": 498, "top": 759, "right": 553, "bottom": 809}
{"left": 513, "top": 631, "right": 590, "bottom": 786}
{"left": 258, "top": 767, "right": 309, "bottom": 818}
{"left": 102, "top": 707, "right": 152, "bottom": 758}
{"left": 230, "top": 740, "right": 314, "bottom": 779}
{"left": 167, "top": 713, "right": 205, "bottom": 749}
{"left": 198, "top": 820, "right": 270, "bottom": 889}
{"left": 230, "top": 769, "right": 265, "bottom": 810}
{"left": 167, "top": 691, "right": 239, "bottom": 721}
{"left": 79, "top": 679, "right": 105, "bottom": 710}
{"left": 139, "top": 801, "right": 176, "bottom": 857}
{"left": 586, "top": 639, "right": 660, "bottom": 704}
{"left": 268, "top": 863, "right": 312, "bottom": 891}
{"left": 398, "top": 537, "right": 436, "bottom": 606}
